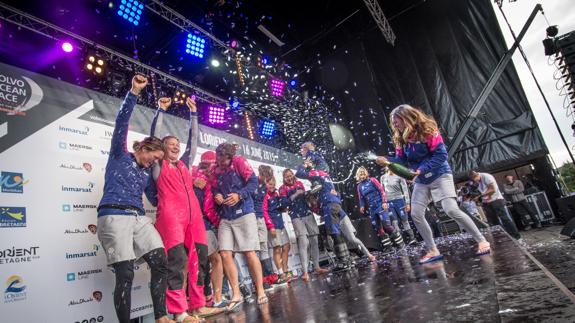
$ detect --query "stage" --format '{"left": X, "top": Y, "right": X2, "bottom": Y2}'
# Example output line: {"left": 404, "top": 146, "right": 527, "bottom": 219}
{"left": 207, "top": 227, "right": 575, "bottom": 322}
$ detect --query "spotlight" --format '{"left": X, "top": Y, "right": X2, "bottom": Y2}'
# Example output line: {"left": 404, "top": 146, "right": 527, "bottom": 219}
{"left": 97, "top": 59, "right": 104, "bottom": 66}
{"left": 185, "top": 33, "right": 206, "bottom": 59}
{"left": 259, "top": 120, "right": 276, "bottom": 137}
{"left": 245, "top": 113, "right": 255, "bottom": 140}
{"left": 86, "top": 64, "right": 94, "bottom": 70}
{"left": 235, "top": 53, "right": 245, "bottom": 86}
{"left": 117, "top": 0, "right": 143, "bottom": 26}
{"left": 546, "top": 25, "right": 559, "bottom": 38}
{"left": 85, "top": 54, "right": 106, "bottom": 75}
{"left": 211, "top": 59, "right": 220, "bottom": 67}
{"left": 95, "top": 67, "right": 103, "bottom": 74}
{"left": 230, "top": 98, "right": 240, "bottom": 110}
{"left": 88, "top": 56, "right": 95, "bottom": 63}
{"left": 230, "top": 39, "right": 238, "bottom": 48}
{"left": 262, "top": 56, "right": 269, "bottom": 65}
{"left": 173, "top": 90, "right": 187, "bottom": 104}
{"left": 61, "top": 42, "right": 74, "bottom": 53}
{"left": 289, "top": 79, "right": 297, "bottom": 87}
{"left": 269, "top": 79, "right": 285, "bottom": 97}
{"left": 208, "top": 106, "right": 226, "bottom": 125}
{"left": 543, "top": 38, "right": 557, "bottom": 56}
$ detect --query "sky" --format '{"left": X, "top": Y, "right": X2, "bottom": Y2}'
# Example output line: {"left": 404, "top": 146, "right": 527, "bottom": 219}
{"left": 491, "top": 0, "right": 575, "bottom": 167}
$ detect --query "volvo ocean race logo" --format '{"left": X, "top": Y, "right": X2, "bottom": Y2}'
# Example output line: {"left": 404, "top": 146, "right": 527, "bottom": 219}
{"left": 0, "top": 72, "right": 43, "bottom": 116}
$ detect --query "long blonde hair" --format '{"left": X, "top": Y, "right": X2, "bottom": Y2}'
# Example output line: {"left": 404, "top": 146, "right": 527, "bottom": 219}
{"left": 390, "top": 104, "right": 439, "bottom": 147}
{"left": 355, "top": 166, "right": 369, "bottom": 182}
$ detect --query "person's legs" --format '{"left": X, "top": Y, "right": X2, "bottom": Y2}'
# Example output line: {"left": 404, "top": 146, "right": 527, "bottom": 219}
{"left": 141, "top": 248, "right": 169, "bottom": 320}
{"left": 410, "top": 184, "right": 435, "bottom": 252}
{"left": 483, "top": 203, "right": 500, "bottom": 227}
{"left": 219, "top": 250, "right": 241, "bottom": 301}
{"left": 257, "top": 218, "right": 274, "bottom": 277}
{"left": 112, "top": 260, "right": 135, "bottom": 323}
{"left": 494, "top": 200, "right": 521, "bottom": 239}
{"left": 208, "top": 252, "right": 224, "bottom": 304}
{"left": 296, "top": 234, "right": 310, "bottom": 273}
{"left": 272, "top": 246, "right": 283, "bottom": 275}
{"left": 243, "top": 250, "right": 266, "bottom": 302}
{"left": 281, "top": 243, "right": 290, "bottom": 273}
{"left": 164, "top": 244, "right": 189, "bottom": 314}
{"left": 518, "top": 199, "right": 541, "bottom": 227}
{"left": 440, "top": 198, "right": 486, "bottom": 244}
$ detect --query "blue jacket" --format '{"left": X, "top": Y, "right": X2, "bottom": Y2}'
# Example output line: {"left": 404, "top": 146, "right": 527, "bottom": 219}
{"left": 357, "top": 177, "right": 387, "bottom": 210}
{"left": 295, "top": 165, "right": 341, "bottom": 211}
{"left": 253, "top": 183, "right": 267, "bottom": 219}
{"left": 210, "top": 156, "right": 258, "bottom": 220}
{"left": 279, "top": 180, "right": 310, "bottom": 219}
{"left": 98, "top": 92, "right": 149, "bottom": 216}
{"left": 263, "top": 190, "right": 285, "bottom": 230}
{"left": 304, "top": 150, "right": 330, "bottom": 173}
{"left": 389, "top": 132, "right": 451, "bottom": 185}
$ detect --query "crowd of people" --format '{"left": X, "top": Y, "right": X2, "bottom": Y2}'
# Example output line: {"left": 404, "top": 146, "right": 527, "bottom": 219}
{"left": 96, "top": 75, "right": 544, "bottom": 323}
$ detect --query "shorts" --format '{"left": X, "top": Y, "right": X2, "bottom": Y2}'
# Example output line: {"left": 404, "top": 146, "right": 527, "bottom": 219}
{"left": 257, "top": 217, "right": 268, "bottom": 246}
{"left": 412, "top": 174, "right": 457, "bottom": 207}
{"left": 207, "top": 229, "right": 219, "bottom": 256}
{"left": 218, "top": 213, "right": 259, "bottom": 252}
{"left": 268, "top": 228, "right": 290, "bottom": 248}
{"left": 291, "top": 215, "right": 320, "bottom": 237}
{"left": 97, "top": 214, "right": 164, "bottom": 265}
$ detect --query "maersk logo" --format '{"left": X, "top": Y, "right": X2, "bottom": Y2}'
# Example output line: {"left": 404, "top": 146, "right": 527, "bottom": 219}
{"left": 59, "top": 142, "right": 93, "bottom": 151}
{"left": 62, "top": 182, "right": 94, "bottom": 193}
{"left": 59, "top": 125, "right": 90, "bottom": 136}
{"left": 62, "top": 204, "right": 97, "bottom": 212}
{"left": 67, "top": 269, "right": 104, "bottom": 282}
{"left": 66, "top": 245, "right": 99, "bottom": 259}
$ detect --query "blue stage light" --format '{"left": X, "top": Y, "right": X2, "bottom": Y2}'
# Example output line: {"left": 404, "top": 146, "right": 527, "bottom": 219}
{"left": 185, "top": 33, "right": 206, "bottom": 59}
{"left": 117, "top": 0, "right": 143, "bottom": 26}
{"left": 260, "top": 120, "right": 276, "bottom": 137}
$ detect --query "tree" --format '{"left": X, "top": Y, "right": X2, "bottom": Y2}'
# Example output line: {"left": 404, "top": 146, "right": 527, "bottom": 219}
{"left": 559, "top": 162, "right": 575, "bottom": 194}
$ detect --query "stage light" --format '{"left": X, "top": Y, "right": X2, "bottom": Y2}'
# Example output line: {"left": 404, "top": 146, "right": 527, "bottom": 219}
{"left": 230, "top": 98, "right": 240, "bottom": 110}
{"left": 173, "top": 90, "right": 187, "bottom": 104}
{"left": 260, "top": 120, "right": 276, "bottom": 137}
{"left": 235, "top": 53, "right": 245, "bottom": 86}
{"left": 86, "top": 64, "right": 93, "bottom": 70}
{"left": 289, "top": 79, "right": 297, "bottom": 87}
{"left": 185, "top": 33, "right": 206, "bottom": 58}
{"left": 245, "top": 113, "right": 255, "bottom": 140}
{"left": 88, "top": 56, "right": 95, "bottom": 63}
{"left": 211, "top": 59, "right": 220, "bottom": 67}
{"left": 95, "top": 67, "right": 103, "bottom": 74}
{"left": 61, "top": 42, "right": 74, "bottom": 53}
{"left": 117, "top": 0, "right": 143, "bottom": 26}
{"left": 230, "top": 39, "right": 238, "bottom": 48}
{"left": 208, "top": 106, "right": 226, "bottom": 125}
{"left": 85, "top": 54, "right": 106, "bottom": 75}
{"left": 262, "top": 56, "right": 269, "bottom": 65}
{"left": 269, "top": 79, "right": 285, "bottom": 97}
{"left": 97, "top": 59, "right": 104, "bottom": 66}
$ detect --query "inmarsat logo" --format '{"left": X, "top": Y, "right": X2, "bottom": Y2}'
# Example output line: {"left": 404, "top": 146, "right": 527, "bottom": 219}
{"left": 62, "top": 182, "right": 94, "bottom": 193}
{"left": 0, "top": 73, "right": 44, "bottom": 116}
{"left": 59, "top": 125, "right": 90, "bottom": 136}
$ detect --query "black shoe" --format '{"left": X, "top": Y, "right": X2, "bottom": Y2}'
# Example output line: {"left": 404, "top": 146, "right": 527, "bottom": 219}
{"left": 391, "top": 232, "right": 405, "bottom": 249}
{"left": 239, "top": 284, "right": 252, "bottom": 299}
{"left": 534, "top": 222, "right": 542, "bottom": 229}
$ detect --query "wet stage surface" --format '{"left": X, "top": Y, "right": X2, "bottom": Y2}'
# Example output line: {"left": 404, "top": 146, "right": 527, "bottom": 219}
{"left": 207, "top": 227, "right": 575, "bottom": 322}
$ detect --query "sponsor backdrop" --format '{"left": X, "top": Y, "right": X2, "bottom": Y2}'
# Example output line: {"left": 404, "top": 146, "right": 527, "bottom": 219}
{"left": 0, "top": 62, "right": 305, "bottom": 322}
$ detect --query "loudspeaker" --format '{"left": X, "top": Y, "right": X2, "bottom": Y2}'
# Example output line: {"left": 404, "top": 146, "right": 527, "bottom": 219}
{"left": 560, "top": 217, "right": 575, "bottom": 238}
{"left": 555, "top": 195, "right": 575, "bottom": 223}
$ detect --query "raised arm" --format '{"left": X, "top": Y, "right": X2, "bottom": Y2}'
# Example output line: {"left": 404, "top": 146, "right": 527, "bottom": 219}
{"left": 150, "top": 97, "right": 171, "bottom": 138}
{"left": 181, "top": 96, "right": 199, "bottom": 168}
{"left": 110, "top": 75, "right": 148, "bottom": 158}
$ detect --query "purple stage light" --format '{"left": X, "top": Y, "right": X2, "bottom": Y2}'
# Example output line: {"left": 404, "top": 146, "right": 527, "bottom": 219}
{"left": 61, "top": 42, "right": 74, "bottom": 53}
{"left": 208, "top": 106, "right": 226, "bottom": 125}
{"left": 270, "top": 79, "right": 285, "bottom": 97}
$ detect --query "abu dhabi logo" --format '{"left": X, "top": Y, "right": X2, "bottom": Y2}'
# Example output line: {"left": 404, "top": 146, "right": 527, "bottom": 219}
{"left": 61, "top": 182, "right": 94, "bottom": 193}
{"left": 0, "top": 73, "right": 44, "bottom": 116}
{"left": 59, "top": 162, "right": 93, "bottom": 173}
{"left": 64, "top": 224, "right": 97, "bottom": 235}
{"left": 59, "top": 125, "right": 90, "bottom": 136}
{"left": 59, "top": 142, "right": 93, "bottom": 151}
{"left": 62, "top": 204, "right": 97, "bottom": 212}
{"left": 4, "top": 275, "right": 27, "bottom": 303}
{"left": 0, "top": 207, "right": 26, "bottom": 228}
{"left": 65, "top": 244, "right": 99, "bottom": 260}
{"left": 0, "top": 246, "right": 39, "bottom": 265}
{"left": 68, "top": 291, "right": 102, "bottom": 306}
{"left": 0, "top": 171, "right": 29, "bottom": 193}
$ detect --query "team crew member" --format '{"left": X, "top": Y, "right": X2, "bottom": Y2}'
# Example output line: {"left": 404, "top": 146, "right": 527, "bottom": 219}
{"left": 381, "top": 167, "right": 416, "bottom": 244}
{"left": 263, "top": 176, "right": 292, "bottom": 283}
{"left": 279, "top": 169, "right": 329, "bottom": 282}
{"left": 356, "top": 166, "right": 404, "bottom": 251}
{"left": 296, "top": 146, "right": 353, "bottom": 271}
{"left": 253, "top": 165, "right": 278, "bottom": 288}
{"left": 97, "top": 75, "right": 172, "bottom": 323}
{"left": 376, "top": 104, "right": 490, "bottom": 264}
{"left": 146, "top": 96, "right": 222, "bottom": 321}
{"left": 191, "top": 151, "right": 230, "bottom": 309}
{"left": 210, "top": 143, "right": 268, "bottom": 305}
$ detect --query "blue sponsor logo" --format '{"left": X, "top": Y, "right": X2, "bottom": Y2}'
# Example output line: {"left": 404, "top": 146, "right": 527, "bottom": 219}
{"left": 67, "top": 273, "right": 76, "bottom": 281}
{"left": 0, "top": 207, "right": 26, "bottom": 228}
{"left": 4, "top": 275, "right": 27, "bottom": 303}
{"left": 59, "top": 142, "right": 67, "bottom": 149}
{"left": 0, "top": 172, "right": 28, "bottom": 194}
{"left": 62, "top": 204, "right": 71, "bottom": 212}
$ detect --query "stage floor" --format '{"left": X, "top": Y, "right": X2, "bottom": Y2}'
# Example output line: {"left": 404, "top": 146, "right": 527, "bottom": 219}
{"left": 207, "top": 227, "right": 575, "bottom": 322}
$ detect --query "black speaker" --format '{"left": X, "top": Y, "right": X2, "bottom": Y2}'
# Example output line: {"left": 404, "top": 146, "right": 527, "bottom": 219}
{"left": 560, "top": 217, "right": 575, "bottom": 238}
{"left": 555, "top": 195, "right": 575, "bottom": 223}
{"left": 352, "top": 217, "right": 382, "bottom": 251}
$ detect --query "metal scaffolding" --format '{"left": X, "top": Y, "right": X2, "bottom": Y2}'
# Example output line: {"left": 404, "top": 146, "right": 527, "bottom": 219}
{"left": 0, "top": 2, "right": 228, "bottom": 106}
{"left": 363, "top": 0, "right": 397, "bottom": 46}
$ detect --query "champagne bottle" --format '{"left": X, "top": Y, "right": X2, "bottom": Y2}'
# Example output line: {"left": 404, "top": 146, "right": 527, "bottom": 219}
{"left": 388, "top": 162, "right": 417, "bottom": 180}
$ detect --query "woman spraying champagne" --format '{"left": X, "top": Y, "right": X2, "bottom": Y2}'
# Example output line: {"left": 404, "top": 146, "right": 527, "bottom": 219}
{"left": 375, "top": 104, "right": 490, "bottom": 264}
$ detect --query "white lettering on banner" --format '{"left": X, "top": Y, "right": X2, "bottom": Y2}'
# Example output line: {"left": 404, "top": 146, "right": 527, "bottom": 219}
{"left": 0, "top": 74, "right": 25, "bottom": 87}
{"left": 199, "top": 132, "right": 227, "bottom": 147}
{"left": 0, "top": 84, "right": 26, "bottom": 96}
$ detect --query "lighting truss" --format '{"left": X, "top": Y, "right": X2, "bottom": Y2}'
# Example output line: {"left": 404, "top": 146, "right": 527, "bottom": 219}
{"left": 362, "top": 0, "right": 396, "bottom": 46}
{"left": 0, "top": 2, "right": 227, "bottom": 106}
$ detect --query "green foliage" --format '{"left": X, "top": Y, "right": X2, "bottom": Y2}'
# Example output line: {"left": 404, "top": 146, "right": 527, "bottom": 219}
{"left": 559, "top": 162, "right": 575, "bottom": 194}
